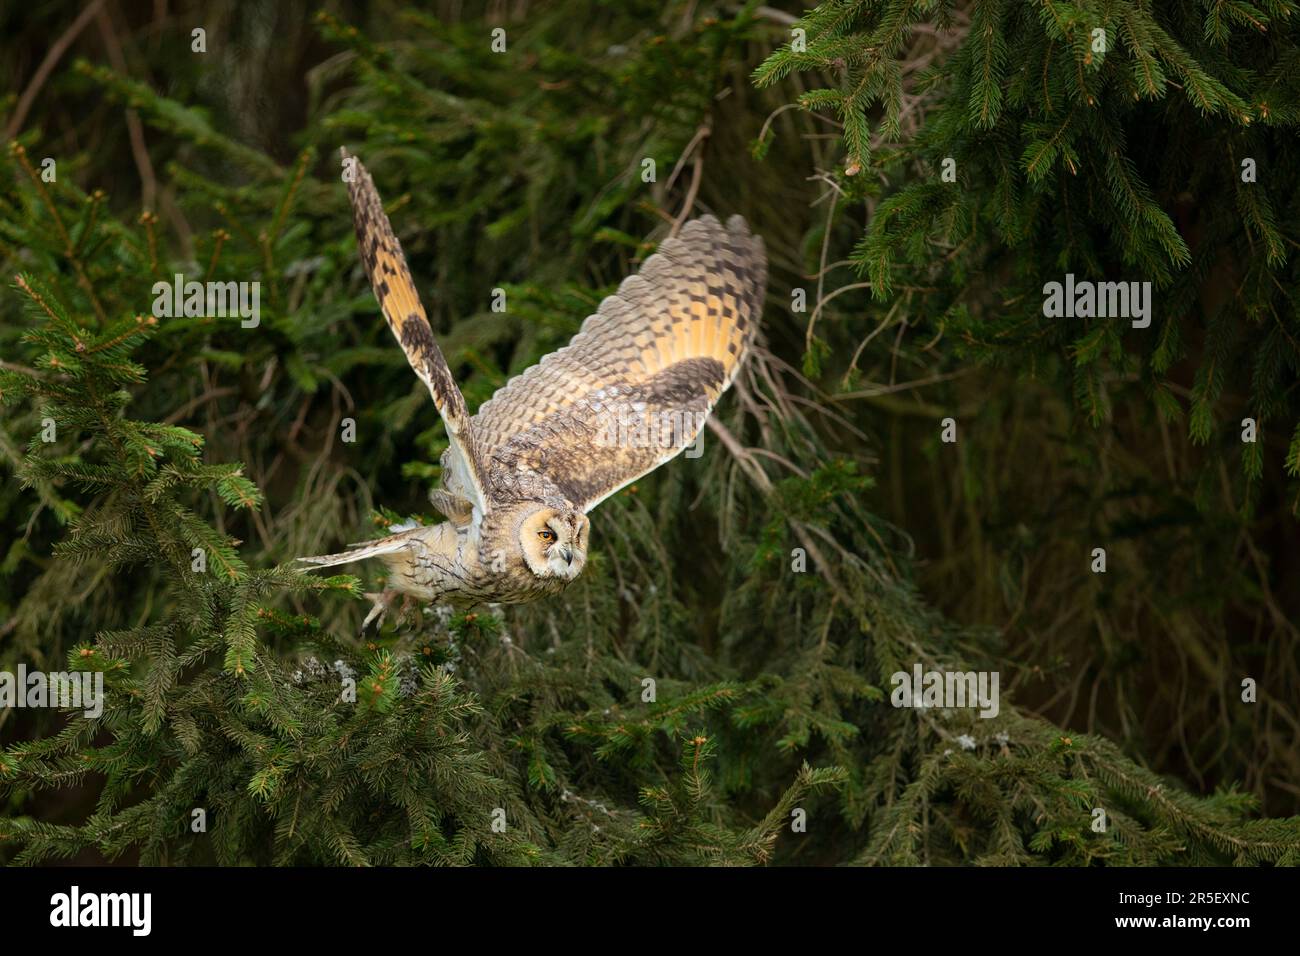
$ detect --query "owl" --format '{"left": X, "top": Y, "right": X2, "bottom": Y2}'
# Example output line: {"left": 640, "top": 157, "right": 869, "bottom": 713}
{"left": 299, "top": 149, "right": 766, "bottom": 629}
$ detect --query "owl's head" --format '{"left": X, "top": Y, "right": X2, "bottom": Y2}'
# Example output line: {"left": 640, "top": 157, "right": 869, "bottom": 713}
{"left": 518, "top": 506, "right": 589, "bottom": 580}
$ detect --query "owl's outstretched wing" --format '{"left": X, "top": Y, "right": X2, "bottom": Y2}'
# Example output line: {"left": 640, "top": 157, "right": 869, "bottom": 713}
{"left": 473, "top": 215, "right": 766, "bottom": 513}
{"left": 342, "top": 148, "right": 489, "bottom": 515}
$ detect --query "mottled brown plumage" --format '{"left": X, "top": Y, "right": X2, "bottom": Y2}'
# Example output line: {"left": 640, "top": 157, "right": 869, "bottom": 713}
{"left": 299, "top": 149, "right": 766, "bottom": 627}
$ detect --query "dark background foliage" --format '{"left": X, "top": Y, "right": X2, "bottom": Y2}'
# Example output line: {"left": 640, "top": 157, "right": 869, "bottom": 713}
{"left": 0, "top": 0, "right": 1297, "bottom": 865}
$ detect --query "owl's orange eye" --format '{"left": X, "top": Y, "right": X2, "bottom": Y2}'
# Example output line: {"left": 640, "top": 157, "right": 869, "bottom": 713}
{"left": 538, "top": 529, "right": 556, "bottom": 543}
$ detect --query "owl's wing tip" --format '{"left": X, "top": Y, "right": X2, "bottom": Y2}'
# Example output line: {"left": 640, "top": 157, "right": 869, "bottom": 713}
{"left": 681, "top": 213, "right": 758, "bottom": 246}
{"left": 724, "top": 213, "right": 753, "bottom": 235}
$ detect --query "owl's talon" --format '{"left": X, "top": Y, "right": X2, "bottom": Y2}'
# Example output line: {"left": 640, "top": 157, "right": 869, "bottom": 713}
{"left": 361, "top": 589, "right": 398, "bottom": 635}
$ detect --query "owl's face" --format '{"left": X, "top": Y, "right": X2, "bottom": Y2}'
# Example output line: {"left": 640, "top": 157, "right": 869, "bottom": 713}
{"left": 518, "top": 507, "right": 589, "bottom": 580}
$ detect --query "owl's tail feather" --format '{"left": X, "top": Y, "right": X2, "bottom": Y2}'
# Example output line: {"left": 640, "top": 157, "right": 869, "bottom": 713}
{"left": 296, "top": 531, "right": 414, "bottom": 570}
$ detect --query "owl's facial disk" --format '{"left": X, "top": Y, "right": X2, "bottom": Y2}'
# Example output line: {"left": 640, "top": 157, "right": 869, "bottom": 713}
{"left": 519, "top": 508, "right": 589, "bottom": 580}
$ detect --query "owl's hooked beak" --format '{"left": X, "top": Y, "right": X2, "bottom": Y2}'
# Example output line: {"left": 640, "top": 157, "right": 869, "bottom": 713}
{"left": 544, "top": 542, "right": 581, "bottom": 581}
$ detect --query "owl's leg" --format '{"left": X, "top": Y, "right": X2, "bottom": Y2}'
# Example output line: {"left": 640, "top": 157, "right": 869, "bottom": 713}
{"left": 360, "top": 590, "right": 424, "bottom": 634}
{"left": 361, "top": 588, "right": 399, "bottom": 634}
{"left": 395, "top": 593, "right": 420, "bottom": 629}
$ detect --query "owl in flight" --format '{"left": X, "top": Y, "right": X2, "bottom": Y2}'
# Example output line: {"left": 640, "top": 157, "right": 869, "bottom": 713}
{"left": 299, "top": 149, "right": 766, "bottom": 628}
